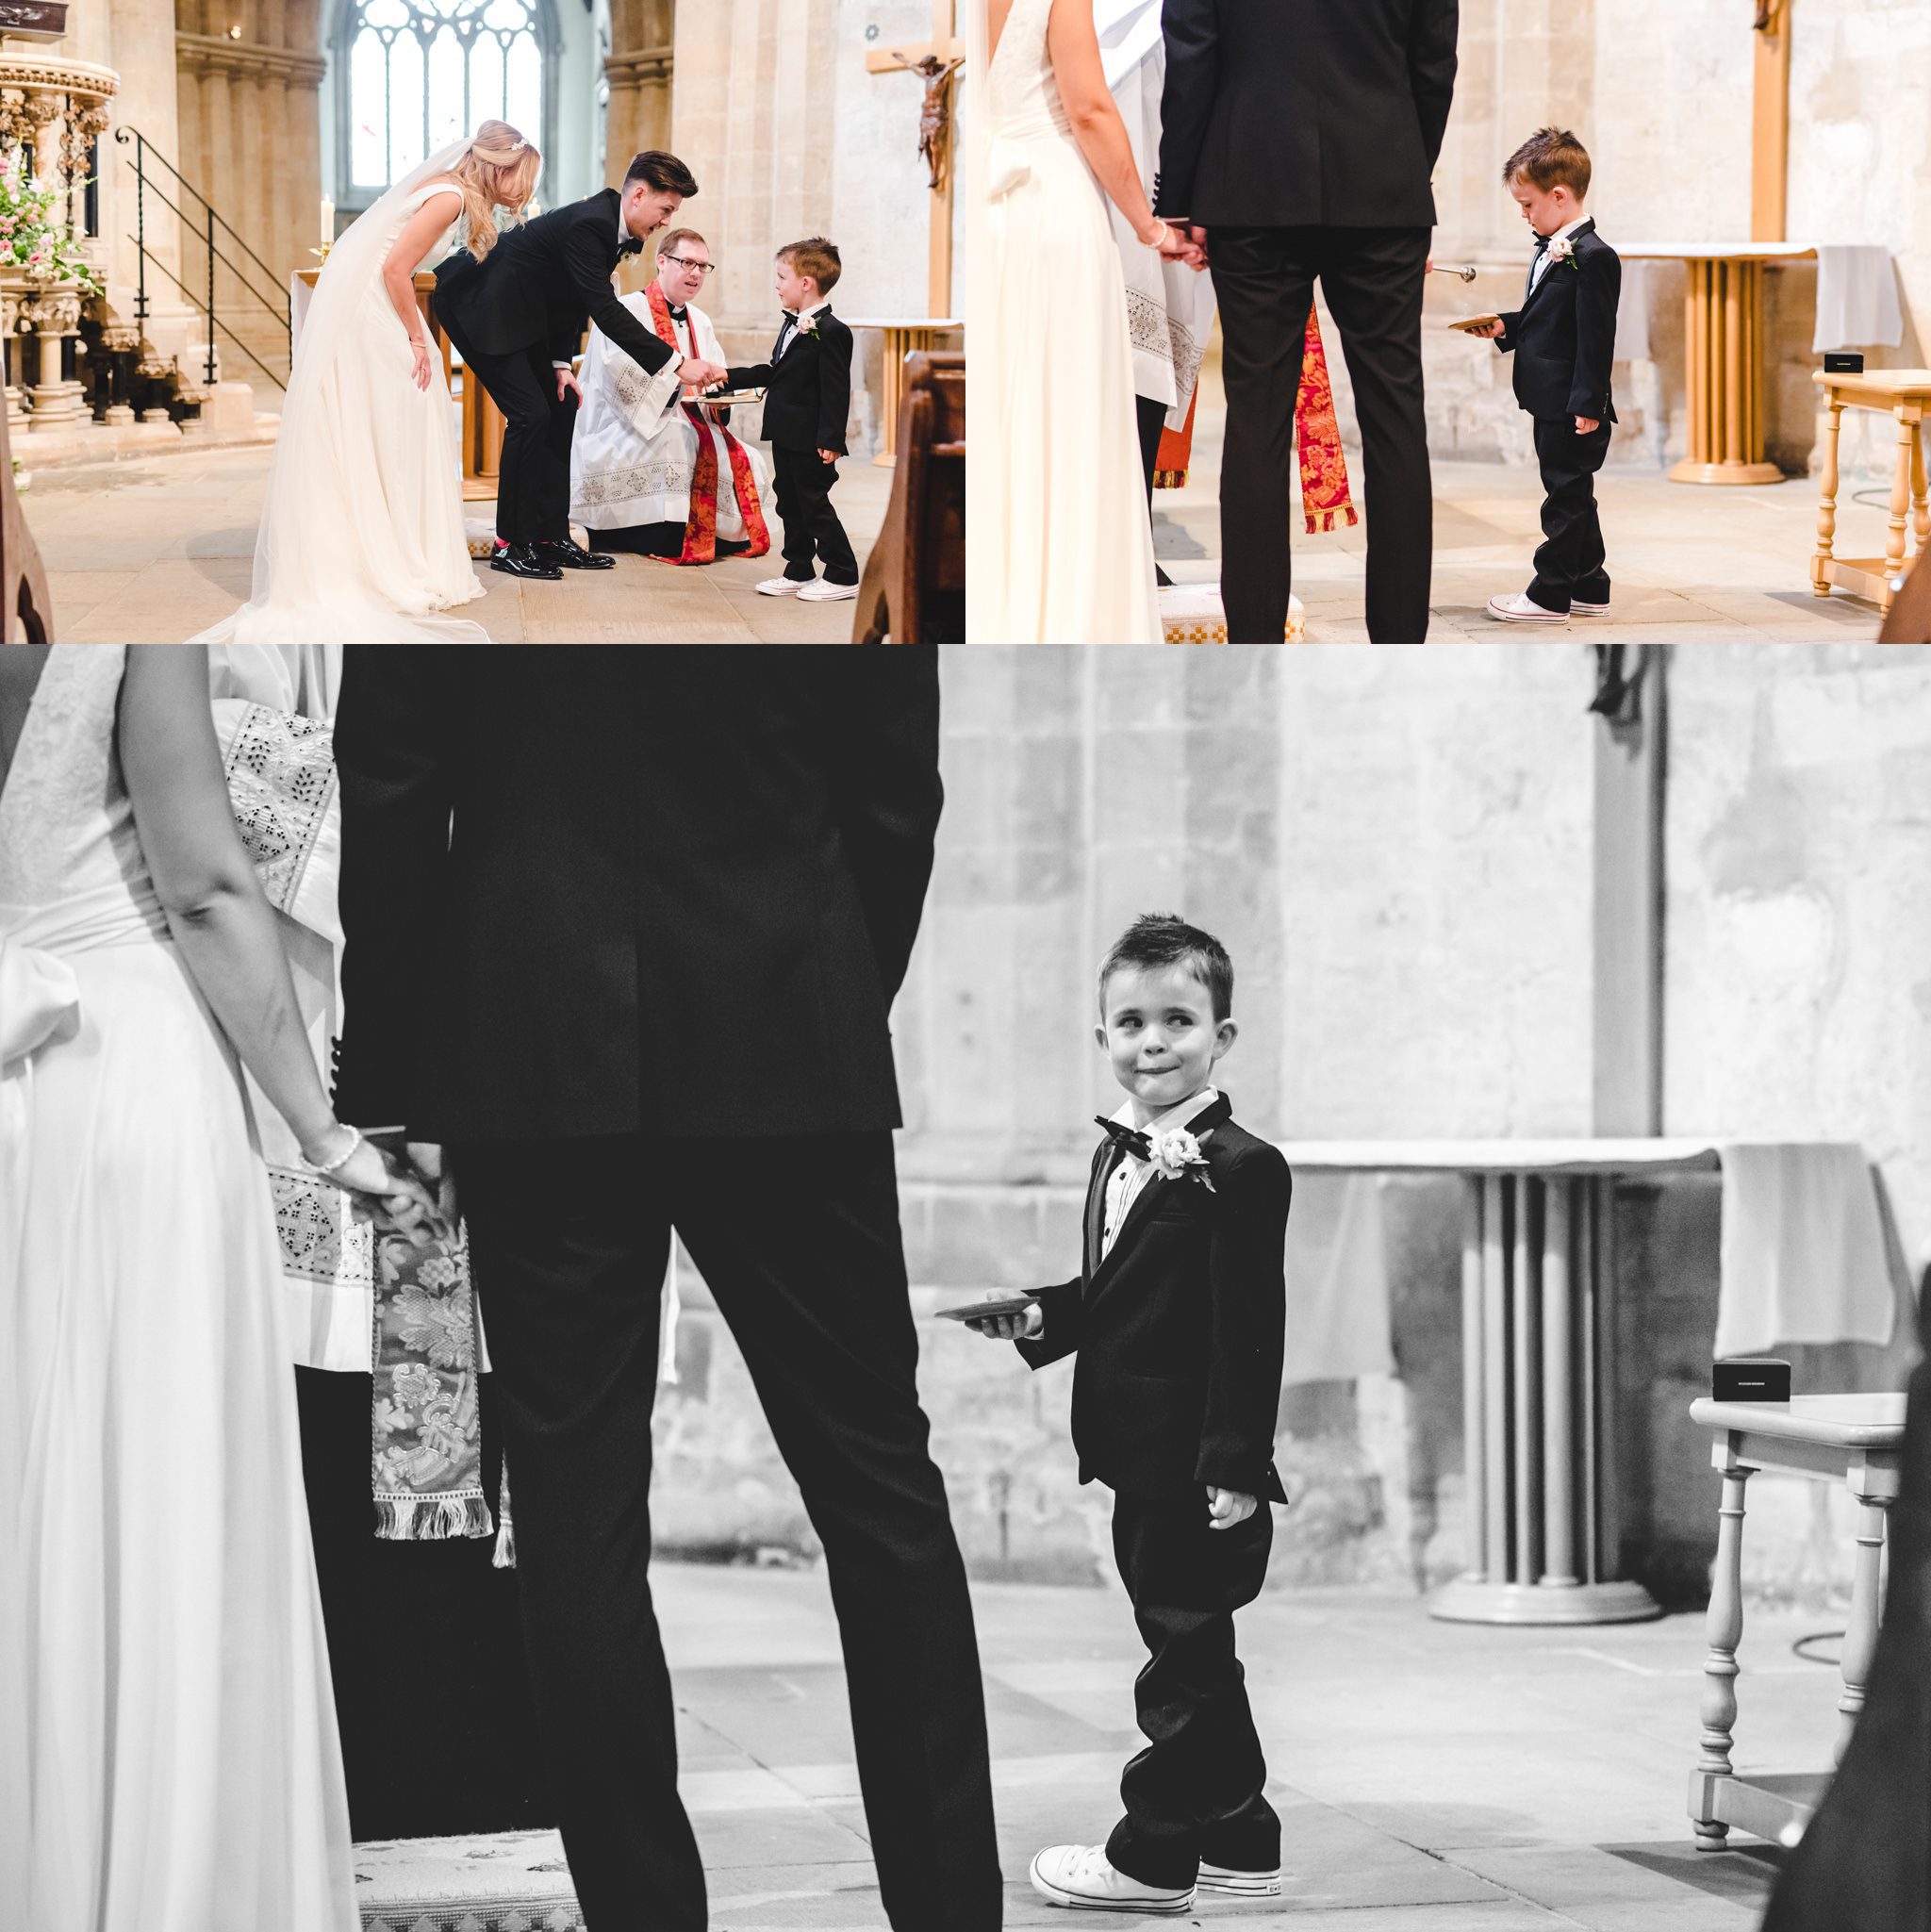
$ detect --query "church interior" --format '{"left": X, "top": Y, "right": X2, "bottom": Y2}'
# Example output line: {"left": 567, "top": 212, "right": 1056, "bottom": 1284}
{"left": 1150, "top": 0, "right": 1931, "bottom": 640}
{"left": 0, "top": 0, "right": 962, "bottom": 638}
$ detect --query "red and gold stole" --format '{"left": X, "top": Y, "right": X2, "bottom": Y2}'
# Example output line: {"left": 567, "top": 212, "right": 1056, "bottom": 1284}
{"left": 644, "top": 281, "right": 772, "bottom": 565}
{"left": 1154, "top": 308, "right": 1360, "bottom": 536}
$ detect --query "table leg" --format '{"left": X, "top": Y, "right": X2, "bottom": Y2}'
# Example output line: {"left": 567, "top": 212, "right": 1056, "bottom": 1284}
{"left": 1693, "top": 1463, "right": 1752, "bottom": 1849}
{"left": 1813, "top": 397, "right": 1843, "bottom": 596}
{"left": 1885, "top": 406, "right": 1915, "bottom": 610}
{"left": 1460, "top": 1176, "right": 1488, "bottom": 1581}
{"left": 1910, "top": 417, "right": 1928, "bottom": 559}
{"left": 1836, "top": 1487, "right": 1893, "bottom": 1763}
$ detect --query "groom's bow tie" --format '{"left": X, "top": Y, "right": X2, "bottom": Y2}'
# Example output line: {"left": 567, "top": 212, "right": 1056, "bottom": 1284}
{"left": 1094, "top": 1116, "right": 1152, "bottom": 1162}
{"left": 618, "top": 235, "right": 644, "bottom": 257}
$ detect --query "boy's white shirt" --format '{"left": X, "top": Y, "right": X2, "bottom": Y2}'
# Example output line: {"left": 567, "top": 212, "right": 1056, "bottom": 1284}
{"left": 1529, "top": 214, "right": 1590, "bottom": 291}
{"left": 1099, "top": 1084, "right": 1221, "bottom": 1261}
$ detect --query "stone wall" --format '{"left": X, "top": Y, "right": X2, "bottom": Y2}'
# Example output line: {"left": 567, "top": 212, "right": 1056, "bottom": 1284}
{"left": 641, "top": 649, "right": 1929, "bottom": 1612}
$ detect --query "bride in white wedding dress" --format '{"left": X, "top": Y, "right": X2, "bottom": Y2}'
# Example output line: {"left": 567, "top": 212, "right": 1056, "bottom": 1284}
{"left": 0, "top": 643, "right": 432, "bottom": 1929}
{"left": 967, "top": 0, "right": 1193, "bottom": 644}
{"left": 193, "top": 123, "right": 539, "bottom": 643}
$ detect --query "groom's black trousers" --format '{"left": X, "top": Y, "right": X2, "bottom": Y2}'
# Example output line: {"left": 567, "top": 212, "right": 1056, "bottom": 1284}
{"left": 444, "top": 316, "right": 576, "bottom": 547}
{"left": 1210, "top": 224, "right": 1433, "bottom": 643}
{"left": 454, "top": 1130, "right": 1002, "bottom": 1932}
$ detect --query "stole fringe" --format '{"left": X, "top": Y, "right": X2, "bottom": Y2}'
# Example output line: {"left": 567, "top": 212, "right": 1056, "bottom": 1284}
{"left": 373, "top": 1490, "right": 495, "bottom": 1543}
{"left": 492, "top": 1459, "right": 516, "bottom": 1570}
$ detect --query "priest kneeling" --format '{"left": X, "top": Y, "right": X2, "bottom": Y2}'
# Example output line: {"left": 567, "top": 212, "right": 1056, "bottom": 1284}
{"left": 569, "top": 229, "right": 772, "bottom": 564}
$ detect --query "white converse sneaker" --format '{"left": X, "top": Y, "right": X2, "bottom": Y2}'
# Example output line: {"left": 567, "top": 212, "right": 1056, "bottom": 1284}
{"left": 1570, "top": 596, "right": 1611, "bottom": 617}
{"left": 797, "top": 578, "right": 859, "bottom": 603}
{"left": 1029, "top": 1844, "right": 1196, "bottom": 1914}
{"left": 756, "top": 576, "right": 809, "bottom": 597}
{"left": 1198, "top": 1860, "right": 1284, "bottom": 1897}
{"left": 1486, "top": 591, "right": 1569, "bottom": 623}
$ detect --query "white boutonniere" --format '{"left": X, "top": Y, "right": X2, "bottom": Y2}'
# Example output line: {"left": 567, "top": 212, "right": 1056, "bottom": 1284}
{"left": 798, "top": 312, "right": 821, "bottom": 338}
{"left": 1548, "top": 235, "right": 1580, "bottom": 272}
{"left": 1146, "top": 1126, "right": 1215, "bottom": 1192}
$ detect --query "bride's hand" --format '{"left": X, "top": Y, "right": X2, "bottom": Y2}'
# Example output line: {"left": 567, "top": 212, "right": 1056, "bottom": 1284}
{"left": 409, "top": 338, "right": 434, "bottom": 392}
{"left": 305, "top": 1127, "right": 438, "bottom": 1234}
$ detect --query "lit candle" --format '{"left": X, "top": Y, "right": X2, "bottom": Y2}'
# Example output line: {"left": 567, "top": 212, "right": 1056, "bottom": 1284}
{"left": 320, "top": 197, "right": 334, "bottom": 249}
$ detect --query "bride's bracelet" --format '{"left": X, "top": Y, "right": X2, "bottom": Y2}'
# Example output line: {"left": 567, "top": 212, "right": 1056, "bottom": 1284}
{"left": 304, "top": 1122, "right": 364, "bottom": 1176}
{"left": 1143, "top": 219, "right": 1171, "bottom": 251}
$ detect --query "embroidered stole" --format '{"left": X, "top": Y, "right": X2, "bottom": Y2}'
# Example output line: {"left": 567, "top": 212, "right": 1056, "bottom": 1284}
{"left": 1155, "top": 308, "right": 1359, "bottom": 536}
{"left": 644, "top": 281, "right": 771, "bottom": 566}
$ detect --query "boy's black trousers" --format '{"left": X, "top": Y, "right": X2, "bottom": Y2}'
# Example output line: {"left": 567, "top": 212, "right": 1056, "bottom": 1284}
{"left": 773, "top": 444, "right": 859, "bottom": 585}
{"left": 1527, "top": 415, "right": 1613, "bottom": 613}
{"left": 1104, "top": 1488, "right": 1279, "bottom": 1888}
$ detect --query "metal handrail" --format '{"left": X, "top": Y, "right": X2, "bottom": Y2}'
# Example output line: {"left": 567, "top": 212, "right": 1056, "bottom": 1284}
{"left": 121, "top": 235, "right": 289, "bottom": 394}
{"left": 113, "top": 125, "right": 292, "bottom": 390}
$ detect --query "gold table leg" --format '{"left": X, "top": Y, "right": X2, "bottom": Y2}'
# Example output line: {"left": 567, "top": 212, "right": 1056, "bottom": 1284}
{"left": 1812, "top": 395, "right": 1843, "bottom": 595}
{"left": 1671, "top": 257, "right": 1786, "bottom": 486}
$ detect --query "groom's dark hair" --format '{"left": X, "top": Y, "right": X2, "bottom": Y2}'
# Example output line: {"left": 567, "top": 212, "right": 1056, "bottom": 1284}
{"left": 1099, "top": 915, "right": 1234, "bottom": 1022}
{"left": 626, "top": 150, "right": 700, "bottom": 199}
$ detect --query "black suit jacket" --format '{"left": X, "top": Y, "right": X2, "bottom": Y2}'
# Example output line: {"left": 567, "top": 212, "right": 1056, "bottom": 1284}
{"left": 727, "top": 308, "right": 852, "bottom": 455}
{"left": 1494, "top": 221, "right": 1622, "bottom": 423}
{"left": 1156, "top": 0, "right": 1458, "bottom": 228}
{"left": 331, "top": 647, "right": 941, "bottom": 1143}
{"left": 434, "top": 188, "right": 672, "bottom": 381}
{"left": 1017, "top": 1096, "right": 1291, "bottom": 1504}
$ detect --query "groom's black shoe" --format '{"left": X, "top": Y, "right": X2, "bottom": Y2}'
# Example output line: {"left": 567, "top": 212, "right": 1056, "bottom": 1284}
{"left": 535, "top": 537, "right": 618, "bottom": 571}
{"left": 491, "top": 543, "right": 564, "bottom": 581}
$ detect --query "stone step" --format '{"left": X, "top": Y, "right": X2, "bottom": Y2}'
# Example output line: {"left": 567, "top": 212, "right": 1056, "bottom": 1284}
{"left": 355, "top": 1829, "right": 585, "bottom": 1932}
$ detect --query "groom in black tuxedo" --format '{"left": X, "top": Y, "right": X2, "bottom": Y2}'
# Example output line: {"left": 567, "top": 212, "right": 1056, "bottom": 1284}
{"left": 332, "top": 649, "right": 1000, "bottom": 1932}
{"left": 1156, "top": 0, "right": 1459, "bottom": 644}
{"left": 433, "top": 152, "right": 728, "bottom": 582}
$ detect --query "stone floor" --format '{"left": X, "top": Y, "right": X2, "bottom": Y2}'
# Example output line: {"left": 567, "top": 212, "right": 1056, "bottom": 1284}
{"left": 1155, "top": 372, "right": 1898, "bottom": 646}
{"left": 16, "top": 445, "right": 888, "bottom": 643}
{"left": 356, "top": 1562, "right": 1849, "bottom": 1929}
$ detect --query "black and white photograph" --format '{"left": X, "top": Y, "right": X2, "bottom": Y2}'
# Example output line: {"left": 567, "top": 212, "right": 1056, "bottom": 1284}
{"left": 7, "top": 639, "right": 1931, "bottom": 1932}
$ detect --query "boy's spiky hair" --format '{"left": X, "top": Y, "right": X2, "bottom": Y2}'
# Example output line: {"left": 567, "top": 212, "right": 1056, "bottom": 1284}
{"left": 1098, "top": 914, "right": 1233, "bottom": 1022}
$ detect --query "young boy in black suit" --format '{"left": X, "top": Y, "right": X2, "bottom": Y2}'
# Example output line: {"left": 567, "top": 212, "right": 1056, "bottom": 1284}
{"left": 969, "top": 914, "right": 1292, "bottom": 1917}
{"left": 1477, "top": 127, "right": 1623, "bottom": 625}
{"left": 726, "top": 236, "right": 858, "bottom": 603}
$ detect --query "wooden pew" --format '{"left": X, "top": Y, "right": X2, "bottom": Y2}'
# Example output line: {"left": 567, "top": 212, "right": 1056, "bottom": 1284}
{"left": 1, "top": 406, "right": 53, "bottom": 642}
{"left": 854, "top": 351, "right": 964, "bottom": 644}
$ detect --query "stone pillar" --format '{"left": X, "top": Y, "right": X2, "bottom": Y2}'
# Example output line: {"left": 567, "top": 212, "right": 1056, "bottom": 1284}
{"left": 20, "top": 284, "right": 87, "bottom": 427}
{"left": 2, "top": 289, "right": 24, "bottom": 429}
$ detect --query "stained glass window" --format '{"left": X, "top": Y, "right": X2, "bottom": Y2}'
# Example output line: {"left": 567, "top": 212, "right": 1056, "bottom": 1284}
{"left": 341, "top": 0, "right": 553, "bottom": 199}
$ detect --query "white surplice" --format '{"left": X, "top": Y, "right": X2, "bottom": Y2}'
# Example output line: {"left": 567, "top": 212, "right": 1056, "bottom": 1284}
{"left": 569, "top": 291, "right": 769, "bottom": 543}
{"left": 966, "top": 0, "right": 1162, "bottom": 643}
{"left": 0, "top": 647, "right": 356, "bottom": 1932}
{"left": 1099, "top": 0, "right": 1216, "bottom": 430}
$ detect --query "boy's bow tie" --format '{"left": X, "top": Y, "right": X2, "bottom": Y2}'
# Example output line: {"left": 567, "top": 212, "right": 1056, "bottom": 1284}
{"left": 1532, "top": 233, "right": 1551, "bottom": 256}
{"left": 1094, "top": 1115, "right": 1152, "bottom": 1161}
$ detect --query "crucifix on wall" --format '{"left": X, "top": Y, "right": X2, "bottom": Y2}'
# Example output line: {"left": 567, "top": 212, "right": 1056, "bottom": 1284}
{"left": 1752, "top": 0, "right": 1792, "bottom": 242}
{"left": 865, "top": 0, "right": 964, "bottom": 316}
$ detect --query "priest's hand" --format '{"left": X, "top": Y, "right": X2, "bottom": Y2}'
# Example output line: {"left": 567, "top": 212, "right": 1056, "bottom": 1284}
{"left": 555, "top": 366, "right": 584, "bottom": 405}
{"left": 679, "top": 355, "right": 728, "bottom": 391}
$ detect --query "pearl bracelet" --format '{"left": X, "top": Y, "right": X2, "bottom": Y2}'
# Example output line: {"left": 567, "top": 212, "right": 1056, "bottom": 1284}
{"left": 1145, "top": 220, "right": 1170, "bottom": 251}
{"left": 305, "top": 1122, "right": 363, "bottom": 1177}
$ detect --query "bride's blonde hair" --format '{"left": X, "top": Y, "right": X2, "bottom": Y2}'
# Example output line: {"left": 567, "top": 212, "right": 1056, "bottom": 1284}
{"left": 452, "top": 120, "right": 540, "bottom": 259}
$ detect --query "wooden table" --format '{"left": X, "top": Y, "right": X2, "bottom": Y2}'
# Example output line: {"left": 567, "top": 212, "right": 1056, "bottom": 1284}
{"left": 1276, "top": 1139, "right": 1750, "bottom": 1626}
{"left": 293, "top": 268, "right": 503, "bottom": 503}
{"left": 1621, "top": 244, "right": 1816, "bottom": 486}
{"left": 1811, "top": 367, "right": 1931, "bottom": 618}
{"left": 840, "top": 316, "right": 962, "bottom": 465}
{"left": 1688, "top": 1394, "right": 1906, "bottom": 1852}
